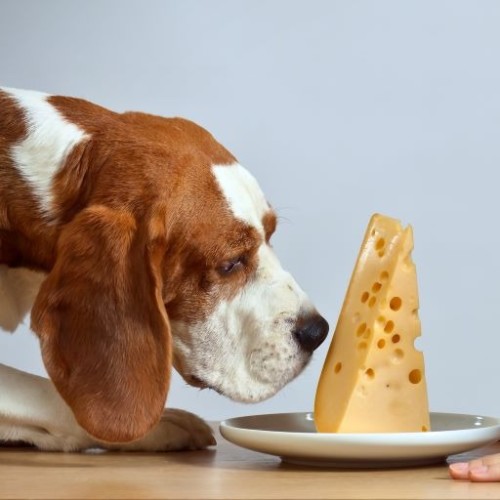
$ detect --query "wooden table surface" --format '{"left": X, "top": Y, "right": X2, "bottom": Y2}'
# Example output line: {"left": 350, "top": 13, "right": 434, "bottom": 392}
{"left": 0, "top": 425, "right": 499, "bottom": 499}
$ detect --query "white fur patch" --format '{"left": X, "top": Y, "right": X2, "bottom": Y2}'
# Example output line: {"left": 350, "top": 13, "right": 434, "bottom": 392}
{"left": 1, "top": 87, "right": 88, "bottom": 218}
{"left": 212, "top": 163, "right": 270, "bottom": 234}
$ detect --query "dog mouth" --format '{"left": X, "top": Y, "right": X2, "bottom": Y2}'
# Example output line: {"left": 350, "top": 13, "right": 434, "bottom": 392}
{"left": 173, "top": 353, "right": 211, "bottom": 390}
{"left": 184, "top": 373, "right": 227, "bottom": 397}
{"left": 185, "top": 374, "right": 210, "bottom": 389}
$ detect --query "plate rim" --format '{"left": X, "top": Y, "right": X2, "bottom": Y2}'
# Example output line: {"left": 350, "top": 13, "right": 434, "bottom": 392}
{"left": 220, "top": 410, "right": 500, "bottom": 438}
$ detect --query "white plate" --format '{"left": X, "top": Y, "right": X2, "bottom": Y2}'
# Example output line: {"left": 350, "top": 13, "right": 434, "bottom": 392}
{"left": 219, "top": 412, "right": 500, "bottom": 468}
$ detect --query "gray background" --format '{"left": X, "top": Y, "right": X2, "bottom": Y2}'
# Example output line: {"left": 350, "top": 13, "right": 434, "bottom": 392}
{"left": 1, "top": 0, "right": 499, "bottom": 421}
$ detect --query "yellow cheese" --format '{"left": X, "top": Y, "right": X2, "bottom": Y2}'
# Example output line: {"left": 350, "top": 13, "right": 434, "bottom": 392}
{"left": 314, "top": 214, "right": 430, "bottom": 433}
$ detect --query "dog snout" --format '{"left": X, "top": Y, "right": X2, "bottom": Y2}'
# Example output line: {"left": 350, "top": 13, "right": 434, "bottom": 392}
{"left": 293, "top": 314, "right": 329, "bottom": 352}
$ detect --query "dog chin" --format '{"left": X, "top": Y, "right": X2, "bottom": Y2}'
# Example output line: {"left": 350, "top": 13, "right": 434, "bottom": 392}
{"left": 217, "top": 380, "right": 289, "bottom": 403}
{"left": 193, "top": 364, "right": 310, "bottom": 403}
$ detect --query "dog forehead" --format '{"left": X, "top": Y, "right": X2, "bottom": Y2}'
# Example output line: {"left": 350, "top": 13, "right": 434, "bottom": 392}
{"left": 212, "top": 163, "right": 269, "bottom": 233}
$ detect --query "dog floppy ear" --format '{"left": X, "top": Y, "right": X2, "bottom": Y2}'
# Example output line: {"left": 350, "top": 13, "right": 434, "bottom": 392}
{"left": 31, "top": 205, "right": 171, "bottom": 443}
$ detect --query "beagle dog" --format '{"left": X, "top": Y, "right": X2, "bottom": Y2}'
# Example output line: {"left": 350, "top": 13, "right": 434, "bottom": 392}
{"left": 0, "top": 88, "right": 329, "bottom": 452}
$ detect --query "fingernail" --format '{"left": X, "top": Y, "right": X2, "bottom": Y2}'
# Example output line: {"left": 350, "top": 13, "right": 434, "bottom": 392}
{"left": 450, "top": 462, "right": 469, "bottom": 472}
{"left": 470, "top": 465, "right": 489, "bottom": 475}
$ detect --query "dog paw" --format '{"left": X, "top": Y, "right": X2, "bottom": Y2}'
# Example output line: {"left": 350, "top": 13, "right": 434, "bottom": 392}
{"left": 109, "top": 408, "right": 216, "bottom": 452}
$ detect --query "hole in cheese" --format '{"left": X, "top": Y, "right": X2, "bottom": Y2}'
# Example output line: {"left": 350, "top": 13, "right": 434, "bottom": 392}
{"left": 356, "top": 323, "right": 367, "bottom": 336}
{"left": 409, "top": 369, "right": 422, "bottom": 384}
{"left": 377, "top": 315, "right": 386, "bottom": 323}
{"left": 414, "top": 336, "right": 424, "bottom": 351}
{"left": 390, "top": 296, "right": 402, "bottom": 311}
{"left": 375, "top": 238, "right": 385, "bottom": 250}
{"left": 371, "top": 282, "right": 382, "bottom": 293}
{"left": 392, "top": 348, "right": 404, "bottom": 363}
{"left": 391, "top": 334, "right": 401, "bottom": 344}
{"left": 384, "top": 320, "right": 395, "bottom": 333}
{"left": 380, "top": 270, "right": 389, "bottom": 281}
{"left": 334, "top": 362, "right": 342, "bottom": 374}
{"left": 365, "top": 368, "right": 375, "bottom": 379}
{"left": 378, "top": 250, "right": 385, "bottom": 257}
{"left": 361, "top": 292, "right": 369, "bottom": 303}
{"left": 377, "top": 339, "right": 386, "bottom": 349}
{"left": 358, "top": 341, "right": 367, "bottom": 350}
{"left": 422, "top": 425, "right": 429, "bottom": 432}
{"left": 368, "top": 296, "right": 376, "bottom": 307}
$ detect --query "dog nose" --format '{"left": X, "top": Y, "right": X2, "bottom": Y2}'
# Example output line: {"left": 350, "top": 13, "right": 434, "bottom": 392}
{"left": 293, "top": 314, "right": 329, "bottom": 352}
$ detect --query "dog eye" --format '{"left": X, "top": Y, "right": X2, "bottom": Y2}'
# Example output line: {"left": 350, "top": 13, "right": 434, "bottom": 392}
{"left": 218, "top": 256, "right": 245, "bottom": 276}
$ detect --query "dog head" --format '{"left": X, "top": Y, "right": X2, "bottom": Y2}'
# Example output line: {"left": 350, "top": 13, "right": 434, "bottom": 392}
{"left": 26, "top": 104, "right": 328, "bottom": 443}
{"left": 165, "top": 161, "right": 329, "bottom": 404}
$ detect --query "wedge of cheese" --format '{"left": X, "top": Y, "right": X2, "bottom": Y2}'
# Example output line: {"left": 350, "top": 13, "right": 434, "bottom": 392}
{"left": 314, "top": 214, "right": 430, "bottom": 433}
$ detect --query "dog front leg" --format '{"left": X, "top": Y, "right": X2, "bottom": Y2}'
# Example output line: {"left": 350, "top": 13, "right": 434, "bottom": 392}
{"left": 0, "top": 364, "right": 96, "bottom": 451}
{"left": 0, "top": 364, "right": 215, "bottom": 452}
